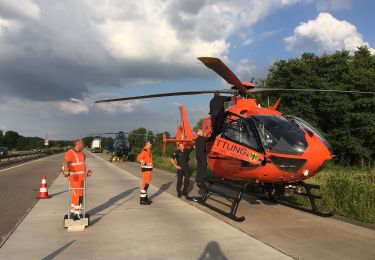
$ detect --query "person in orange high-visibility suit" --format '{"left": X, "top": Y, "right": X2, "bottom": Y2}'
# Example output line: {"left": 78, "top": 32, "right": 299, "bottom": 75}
{"left": 137, "top": 141, "right": 153, "bottom": 205}
{"left": 63, "top": 139, "right": 87, "bottom": 220}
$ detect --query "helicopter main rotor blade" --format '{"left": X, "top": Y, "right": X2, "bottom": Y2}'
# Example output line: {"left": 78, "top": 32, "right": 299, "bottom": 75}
{"left": 91, "top": 132, "right": 147, "bottom": 136}
{"left": 95, "top": 89, "right": 235, "bottom": 103}
{"left": 197, "top": 57, "right": 247, "bottom": 95}
{"left": 248, "top": 88, "right": 375, "bottom": 95}
{"left": 90, "top": 132, "right": 119, "bottom": 135}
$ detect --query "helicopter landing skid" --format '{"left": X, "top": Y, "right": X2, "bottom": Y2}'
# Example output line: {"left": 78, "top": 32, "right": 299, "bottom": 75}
{"left": 263, "top": 181, "right": 334, "bottom": 217}
{"left": 284, "top": 181, "right": 334, "bottom": 217}
{"left": 199, "top": 179, "right": 246, "bottom": 222}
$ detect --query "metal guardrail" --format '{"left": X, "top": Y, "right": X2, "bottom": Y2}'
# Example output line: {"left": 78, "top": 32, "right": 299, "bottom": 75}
{"left": 0, "top": 152, "right": 45, "bottom": 165}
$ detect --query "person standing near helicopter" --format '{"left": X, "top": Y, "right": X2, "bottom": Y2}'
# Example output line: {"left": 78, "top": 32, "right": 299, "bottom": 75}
{"left": 209, "top": 91, "right": 231, "bottom": 140}
{"left": 195, "top": 129, "right": 208, "bottom": 189}
{"left": 137, "top": 141, "right": 153, "bottom": 205}
{"left": 170, "top": 142, "right": 194, "bottom": 199}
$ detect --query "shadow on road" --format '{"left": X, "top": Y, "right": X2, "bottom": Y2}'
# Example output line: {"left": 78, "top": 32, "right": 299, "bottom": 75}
{"left": 88, "top": 187, "right": 138, "bottom": 217}
{"left": 41, "top": 240, "right": 75, "bottom": 260}
{"left": 198, "top": 241, "right": 228, "bottom": 260}
{"left": 149, "top": 181, "right": 173, "bottom": 200}
{"left": 89, "top": 196, "right": 134, "bottom": 226}
{"left": 49, "top": 190, "right": 68, "bottom": 197}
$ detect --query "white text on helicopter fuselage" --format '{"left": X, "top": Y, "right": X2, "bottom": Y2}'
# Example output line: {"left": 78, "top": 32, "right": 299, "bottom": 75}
{"left": 215, "top": 139, "right": 247, "bottom": 156}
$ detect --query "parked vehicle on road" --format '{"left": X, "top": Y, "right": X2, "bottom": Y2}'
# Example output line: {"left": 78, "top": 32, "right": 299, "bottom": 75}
{"left": 0, "top": 147, "right": 9, "bottom": 158}
{"left": 91, "top": 138, "right": 102, "bottom": 153}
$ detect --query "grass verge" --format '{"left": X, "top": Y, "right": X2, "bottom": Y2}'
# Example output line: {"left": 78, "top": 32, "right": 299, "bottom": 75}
{"left": 153, "top": 155, "right": 375, "bottom": 224}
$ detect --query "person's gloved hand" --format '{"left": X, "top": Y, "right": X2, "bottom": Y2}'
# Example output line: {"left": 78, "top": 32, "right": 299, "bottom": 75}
{"left": 63, "top": 171, "right": 70, "bottom": 177}
{"left": 86, "top": 170, "right": 92, "bottom": 177}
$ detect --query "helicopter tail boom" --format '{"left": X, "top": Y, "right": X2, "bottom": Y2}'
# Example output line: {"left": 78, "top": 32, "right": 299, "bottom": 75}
{"left": 162, "top": 105, "right": 197, "bottom": 154}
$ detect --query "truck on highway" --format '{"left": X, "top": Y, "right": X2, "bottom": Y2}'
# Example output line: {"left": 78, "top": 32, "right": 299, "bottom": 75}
{"left": 90, "top": 138, "right": 102, "bottom": 153}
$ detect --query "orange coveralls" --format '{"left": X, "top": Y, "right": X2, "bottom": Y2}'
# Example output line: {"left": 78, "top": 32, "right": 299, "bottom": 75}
{"left": 137, "top": 147, "right": 153, "bottom": 191}
{"left": 64, "top": 149, "right": 86, "bottom": 211}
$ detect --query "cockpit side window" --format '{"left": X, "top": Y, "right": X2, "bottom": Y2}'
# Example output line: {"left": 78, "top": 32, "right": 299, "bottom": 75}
{"left": 221, "top": 117, "right": 262, "bottom": 152}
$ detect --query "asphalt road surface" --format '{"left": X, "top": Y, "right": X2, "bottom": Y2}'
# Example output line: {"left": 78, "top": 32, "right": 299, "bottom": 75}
{"left": 0, "top": 152, "right": 290, "bottom": 259}
{"left": 1, "top": 151, "right": 374, "bottom": 259}
{"left": 0, "top": 154, "right": 63, "bottom": 246}
{"left": 94, "top": 152, "right": 375, "bottom": 260}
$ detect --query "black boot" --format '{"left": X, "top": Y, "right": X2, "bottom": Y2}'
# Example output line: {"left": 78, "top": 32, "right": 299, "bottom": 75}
{"left": 144, "top": 184, "right": 152, "bottom": 203}
{"left": 140, "top": 196, "right": 151, "bottom": 205}
{"left": 140, "top": 188, "right": 151, "bottom": 205}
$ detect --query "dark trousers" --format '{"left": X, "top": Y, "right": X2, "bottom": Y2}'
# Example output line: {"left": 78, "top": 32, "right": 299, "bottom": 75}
{"left": 177, "top": 166, "right": 190, "bottom": 195}
{"left": 211, "top": 112, "right": 226, "bottom": 138}
{"left": 196, "top": 156, "right": 207, "bottom": 184}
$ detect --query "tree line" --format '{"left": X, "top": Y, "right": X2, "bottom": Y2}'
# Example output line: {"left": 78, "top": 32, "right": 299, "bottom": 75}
{"left": 0, "top": 130, "right": 70, "bottom": 150}
{"left": 124, "top": 128, "right": 174, "bottom": 156}
{"left": 258, "top": 46, "right": 375, "bottom": 167}
{"left": 82, "top": 129, "right": 174, "bottom": 156}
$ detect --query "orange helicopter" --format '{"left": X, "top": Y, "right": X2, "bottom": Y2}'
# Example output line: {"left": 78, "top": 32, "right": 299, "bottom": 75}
{"left": 96, "top": 57, "right": 375, "bottom": 221}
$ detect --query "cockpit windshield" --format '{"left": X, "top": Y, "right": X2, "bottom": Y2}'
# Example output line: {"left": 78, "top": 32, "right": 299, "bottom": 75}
{"left": 289, "top": 116, "right": 332, "bottom": 154}
{"left": 252, "top": 115, "right": 307, "bottom": 155}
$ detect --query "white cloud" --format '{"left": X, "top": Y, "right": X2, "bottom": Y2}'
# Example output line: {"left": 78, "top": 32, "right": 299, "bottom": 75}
{"left": 0, "top": 0, "right": 40, "bottom": 19}
{"left": 0, "top": 0, "right": 303, "bottom": 101}
{"left": 236, "top": 59, "right": 256, "bottom": 80}
{"left": 95, "top": 100, "right": 142, "bottom": 114}
{"left": 285, "top": 13, "right": 374, "bottom": 54}
{"left": 93, "top": 0, "right": 301, "bottom": 63}
{"left": 0, "top": 94, "right": 143, "bottom": 118}
{"left": 57, "top": 96, "right": 143, "bottom": 115}
{"left": 57, "top": 98, "right": 91, "bottom": 114}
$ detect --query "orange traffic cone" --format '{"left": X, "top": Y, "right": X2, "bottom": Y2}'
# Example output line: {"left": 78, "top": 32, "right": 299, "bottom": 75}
{"left": 38, "top": 175, "right": 50, "bottom": 199}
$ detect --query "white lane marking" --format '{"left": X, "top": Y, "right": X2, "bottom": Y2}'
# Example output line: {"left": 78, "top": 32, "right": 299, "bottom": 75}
{"left": 0, "top": 153, "right": 61, "bottom": 173}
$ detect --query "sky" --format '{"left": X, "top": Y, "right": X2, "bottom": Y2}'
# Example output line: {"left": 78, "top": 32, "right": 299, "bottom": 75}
{"left": 0, "top": 0, "right": 374, "bottom": 139}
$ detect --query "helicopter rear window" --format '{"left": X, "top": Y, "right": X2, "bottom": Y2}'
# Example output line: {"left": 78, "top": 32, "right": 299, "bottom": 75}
{"left": 252, "top": 115, "right": 307, "bottom": 156}
{"left": 221, "top": 118, "right": 262, "bottom": 152}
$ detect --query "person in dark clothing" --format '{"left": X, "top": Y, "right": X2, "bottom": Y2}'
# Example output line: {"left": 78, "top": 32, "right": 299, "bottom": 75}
{"left": 170, "top": 143, "right": 194, "bottom": 199}
{"left": 209, "top": 91, "right": 231, "bottom": 140}
{"left": 195, "top": 129, "right": 208, "bottom": 189}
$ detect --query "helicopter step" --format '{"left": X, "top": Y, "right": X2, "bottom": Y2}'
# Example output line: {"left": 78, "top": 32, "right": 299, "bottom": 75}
{"left": 259, "top": 181, "right": 334, "bottom": 217}
{"left": 199, "top": 179, "right": 248, "bottom": 222}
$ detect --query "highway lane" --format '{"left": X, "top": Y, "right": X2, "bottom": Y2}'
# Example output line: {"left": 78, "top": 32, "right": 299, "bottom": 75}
{"left": 0, "top": 153, "right": 47, "bottom": 167}
{"left": 0, "top": 152, "right": 291, "bottom": 259}
{"left": 0, "top": 153, "right": 63, "bottom": 246}
{"left": 93, "top": 152, "right": 375, "bottom": 260}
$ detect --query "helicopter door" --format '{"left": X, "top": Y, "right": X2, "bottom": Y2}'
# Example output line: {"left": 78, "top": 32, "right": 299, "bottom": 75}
{"left": 211, "top": 118, "right": 264, "bottom": 165}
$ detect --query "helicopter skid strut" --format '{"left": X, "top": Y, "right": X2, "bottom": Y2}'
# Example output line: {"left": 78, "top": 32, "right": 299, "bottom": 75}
{"left": 199, "top": 179, "right": 246, "bottom": 222}
{"left": 263, "top": 181, "right": 334, "bottom": 217}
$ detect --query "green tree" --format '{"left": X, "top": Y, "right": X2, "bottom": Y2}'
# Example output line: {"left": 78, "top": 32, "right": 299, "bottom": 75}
{"left": 16, "top": 136, "right": 28, "bottom": 150}
{"left": 128, "top": 128, "right": 148, "bottom": 152}
{"left": 0, "top": 130, "right": 3, "bottom": 146}
{"left": 193, "top": 118, "right": 204, "bottom": 132}
{"left": 264, "top": 46, "right": 375, "bottom": 166}
{"left": 146, "top": 130, "right": 154, "bottom": 143}
{"left": 83, "top": 136, "right": 94, "bottom": 147}
{"left": 3, "top": 131, "right": 20, "bottom": 149}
